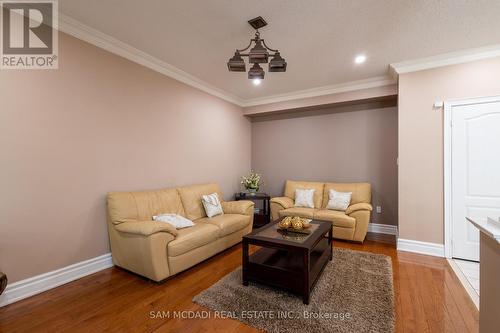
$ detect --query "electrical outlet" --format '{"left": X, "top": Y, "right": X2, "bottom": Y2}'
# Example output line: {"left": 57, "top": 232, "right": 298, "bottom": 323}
{"left": 376, "top": 206, "right": 382, "bottom": 214}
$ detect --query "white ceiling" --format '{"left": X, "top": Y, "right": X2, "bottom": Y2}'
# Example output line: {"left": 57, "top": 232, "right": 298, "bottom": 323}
{"left": 59, "top": 0, "right": 500, "bottom": 101}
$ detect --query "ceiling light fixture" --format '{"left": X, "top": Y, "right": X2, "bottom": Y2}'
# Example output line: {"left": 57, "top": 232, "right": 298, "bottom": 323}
{"left": 354, "top": 54, "right": 367, "bottom": 64}
{"left": 227, "top": 16, "right": 287, "bottom": 82}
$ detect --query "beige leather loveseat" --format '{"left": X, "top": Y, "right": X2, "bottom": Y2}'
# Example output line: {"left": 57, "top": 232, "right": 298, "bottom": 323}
{"left": 271, "top": 180, "right": 372, "bottom": 242}
{"left": 107, "top": 183, "right": 254, "bottom": 281}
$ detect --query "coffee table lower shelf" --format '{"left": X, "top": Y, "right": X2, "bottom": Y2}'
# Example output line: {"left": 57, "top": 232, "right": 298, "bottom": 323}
{"left": 242, "top": 236, "right": 332, "bottom": 304}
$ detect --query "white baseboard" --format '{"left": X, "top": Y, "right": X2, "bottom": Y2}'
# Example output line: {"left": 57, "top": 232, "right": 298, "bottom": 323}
{"left": 397, "top": 238, "right": 445, "bottom": 257}
{"left": 368, "top": 223, "right": 398, "bottom": 235}
{"left": 0, "top": 253, "right": 113, "bottom": 307}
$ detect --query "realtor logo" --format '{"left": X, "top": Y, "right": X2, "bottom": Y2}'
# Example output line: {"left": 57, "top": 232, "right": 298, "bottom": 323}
{"left": 1, "top": 0, "right": 58, "bottom": 69}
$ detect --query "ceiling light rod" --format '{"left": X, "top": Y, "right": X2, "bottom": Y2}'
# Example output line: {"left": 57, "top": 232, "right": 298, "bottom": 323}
{"left": 234, "top": 32, "right": 279, "bottom": 55}
{"left": 227, "top": 16, "right": 287, "bottom": 81}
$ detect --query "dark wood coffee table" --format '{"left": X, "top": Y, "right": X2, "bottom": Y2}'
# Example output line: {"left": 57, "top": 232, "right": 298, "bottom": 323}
{"left": 242, "top": 219, "right": 333, "bottom": 304}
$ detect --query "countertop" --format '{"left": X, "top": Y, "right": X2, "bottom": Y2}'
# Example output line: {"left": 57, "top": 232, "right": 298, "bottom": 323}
{"left": 467, "top": 216, "right": 500, "bottom": 244}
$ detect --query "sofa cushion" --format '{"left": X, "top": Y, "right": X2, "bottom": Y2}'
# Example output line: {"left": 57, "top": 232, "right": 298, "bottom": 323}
{"left": 221, "top": 201, "right": 254, "bottom": 215}
{"left": 177, "top": 183, "right": 224, "bottom": 220}
{"left": 278, "top": 207, "right": 315, "bottom": 219}
{"left": 196, "top": 214, "right": 250, "bottom": 237}
{"left": 314, "top": 210, "right": 356, "bottom": 228}
{"left": 323, "top": 183, "right": 371, "bottom": 208}
{"left": 108, "top": 188, "right": 185, "bottom": 224}
{"left": 284, "top": 180, "right": 324, "bottom": 209}
{"left": 325, "top": 189, "right": 352, "bottom": 211}
{"left": 294, "top": 188, "right": 315, "bottom": 208}
{"left": 201, "top": 192, "right": 224, "bottom": 218}
{"left": 167, "top": 222, "right": 220, "bottom": 257}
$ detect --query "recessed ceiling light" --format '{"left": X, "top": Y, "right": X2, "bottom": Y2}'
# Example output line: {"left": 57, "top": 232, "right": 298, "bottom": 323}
{"left": 252, "top": 78, "right": 262, "bottom": 86}
{"left": 354, "top": 54, "right": 367, "bottom": 64}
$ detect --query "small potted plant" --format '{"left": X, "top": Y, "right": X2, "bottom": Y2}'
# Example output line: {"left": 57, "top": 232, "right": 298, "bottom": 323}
{"left": 241, "top": 171, "right": 263, "bottom": 194}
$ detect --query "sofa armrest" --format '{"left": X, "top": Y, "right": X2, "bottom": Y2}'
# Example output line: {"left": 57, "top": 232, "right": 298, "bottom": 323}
{"left": 221, "top": 200, "right": 254, "bottom": 215}
{"left": 270, "top": 196, "right": 294, "bottom": 209}
{"left": 108, "top": 222, "right": 175, "bottom": 281}
{"left": 115, "top": 220, "right": 178, "bottom": 237}
{"left": 345, "top": 203, "right": 373, "bottom": 215}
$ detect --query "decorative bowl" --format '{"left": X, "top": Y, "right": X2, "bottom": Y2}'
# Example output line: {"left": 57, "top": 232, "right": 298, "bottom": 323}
{"left": 278, "top": 216, "right": 312, "bottom": 231}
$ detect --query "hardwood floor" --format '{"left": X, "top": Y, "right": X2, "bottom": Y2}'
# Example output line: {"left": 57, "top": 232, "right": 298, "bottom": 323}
{"left": 0, "top": 236, "right": 478, "bottom": 333}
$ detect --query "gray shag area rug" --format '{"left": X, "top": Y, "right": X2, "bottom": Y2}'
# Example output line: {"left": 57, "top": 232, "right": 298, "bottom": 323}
{"left": 193, "top": 247, "right": 394, "bottom": 333}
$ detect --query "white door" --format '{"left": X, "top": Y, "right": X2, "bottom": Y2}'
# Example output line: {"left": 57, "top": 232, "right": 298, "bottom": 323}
{"left": 451, "top": 98, "right": 500, "bottom": 261}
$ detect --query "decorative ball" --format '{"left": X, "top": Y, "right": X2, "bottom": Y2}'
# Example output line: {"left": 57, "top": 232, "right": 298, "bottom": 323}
{"left": 291, "top": 219, "right": 304, "bottom": 230}
{"left": 278, "top": 217, "right": 292, "bottom": 229}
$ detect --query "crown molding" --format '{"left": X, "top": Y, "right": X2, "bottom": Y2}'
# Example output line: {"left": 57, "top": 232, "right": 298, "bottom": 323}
{"left": 53, "top": 15, "right": 500, "bottom": 108}
{"left": 57, "top": 14, "right": 399, "bottom": 108}
{"left": 391, "top": 44, "right": 500, "bottom": 75}
{"left": 241, "top": 76, "right": 397, "bottom": 107}
{"left": 58, "top": 14, "right": 244, "bottom": 106}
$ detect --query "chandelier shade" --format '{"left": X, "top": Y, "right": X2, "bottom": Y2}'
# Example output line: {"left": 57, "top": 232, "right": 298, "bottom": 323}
{"left": 248, "top": 63, "right": 265, "bottom": 80}
{"left": 269, "top": 52, "right": 287, "bottom": 72}
{"left": 227, "top": 16, "right": 286, "bottom": 82}
{"left": 248, "top": 40, "right": 269, "bottom": 64}
{"left": 227, "top": 52, "right": 246, "bottom": 72}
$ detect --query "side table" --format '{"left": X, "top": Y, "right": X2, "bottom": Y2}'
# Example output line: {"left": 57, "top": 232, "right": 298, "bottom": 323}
{"left": 235, "top": 192, "right": 270, "bottom": 228}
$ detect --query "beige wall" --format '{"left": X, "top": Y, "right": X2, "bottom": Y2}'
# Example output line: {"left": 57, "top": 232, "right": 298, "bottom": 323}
{"left": 0, "top": 33, "right": 251, "bottom": 283}
{"left": 398, "top": 57, "right": 500, "bottom": 244}
{"left": 251, "top": 107, "right": 398, "bottom": 226}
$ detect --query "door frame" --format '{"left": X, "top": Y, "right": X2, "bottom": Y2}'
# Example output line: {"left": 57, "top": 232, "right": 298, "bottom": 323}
{"left": 444, "top": 95, "right": 500, "bottom": 258}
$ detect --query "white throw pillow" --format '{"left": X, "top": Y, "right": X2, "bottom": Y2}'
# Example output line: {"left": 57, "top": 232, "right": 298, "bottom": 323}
{"left": 294, "top": 189, "right": 315, "bottom": 208}
{"left": 326, "top": 189, "right": 352, "bottom": 211}
{"left": 202, "top": 192, "right": 224, "bottom": 218}
{"left": 153, "top": 214, "right": 194, "bottom": 229}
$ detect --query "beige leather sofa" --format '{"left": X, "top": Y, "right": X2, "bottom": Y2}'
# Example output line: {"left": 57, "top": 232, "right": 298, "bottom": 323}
{"left": 271, "top": 180, "right": 372, "bottom": 242}
{"left": 107, "top": 183, "right": 254, "bottom": 282}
